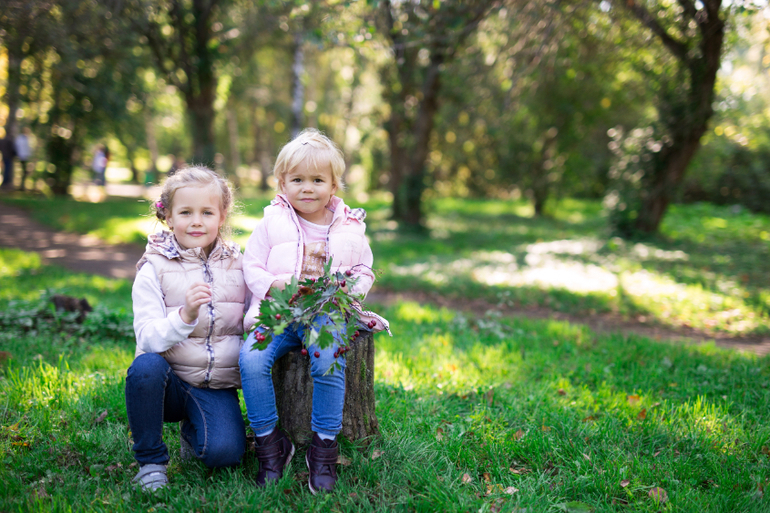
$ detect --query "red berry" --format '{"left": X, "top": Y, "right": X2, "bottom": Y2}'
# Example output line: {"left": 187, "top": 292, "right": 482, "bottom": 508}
{"left": 275, "top": 314, "right": 281, "bottom": 320}
{"left": 354, "top": 330, "right": 360, "bottom": 337}
{"left": 334, "top": 351, "right": 339, "bottom": 358}
{"left": 345, "top": 269, "right": 353, "bottom": 277}
{"left": 301, "top": 348, "right": 308, "bottom": 356}
{"left": 314, "top": 351, "right": 320, "bottom": 358}
{"left": 256, "top": 333, "right": 265, "bottom": 342}
{"left": 368, "top": 320, "right": 376, "bottom": 328}
{"left": 340, "top": 280, "right": 346, "bottom": 288}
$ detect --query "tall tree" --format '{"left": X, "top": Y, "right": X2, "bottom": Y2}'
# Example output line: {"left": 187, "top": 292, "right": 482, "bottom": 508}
{"left": 609, "top": 0, "right": 726, "bottom": 234}
{"left": 375, "top": 0, "right": 499, "bottom": 229}
{"left": 0, "top": 1, "right": 53, "bottom": 139}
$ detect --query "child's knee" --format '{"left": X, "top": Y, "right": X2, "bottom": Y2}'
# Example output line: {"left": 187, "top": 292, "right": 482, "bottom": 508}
{"left": 310, "top": 347, "right": 345, "bottom": 377}
{"left": 201, "top": 437, "right": 245, "bottom": 468}
{"left": 127, "top": 353, "right": 169, "bottom": 383}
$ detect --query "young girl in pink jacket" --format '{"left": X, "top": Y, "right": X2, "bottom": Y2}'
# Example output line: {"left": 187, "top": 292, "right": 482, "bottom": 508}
{"left": 240, "top": 128, "right": 379, "bottom": 494}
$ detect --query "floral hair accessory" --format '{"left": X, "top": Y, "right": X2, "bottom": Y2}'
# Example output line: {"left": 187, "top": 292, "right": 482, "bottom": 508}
{"left": 155, "top": 201, "right": 164, "bottom": 210}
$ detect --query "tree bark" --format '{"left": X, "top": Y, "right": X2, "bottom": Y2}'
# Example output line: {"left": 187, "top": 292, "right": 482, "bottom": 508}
{"left": 620, "top": 0, "right": 725, "bottom": 234}
{"left": 290, "top": 32, "right": 305, "bottom": 139}
{"left": 272, "top": 331, "right": 379, "bottom": 445}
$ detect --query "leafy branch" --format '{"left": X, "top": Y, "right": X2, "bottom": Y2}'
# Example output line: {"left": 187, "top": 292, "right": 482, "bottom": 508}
{"left": 248, "top": 261, "right": 378, "bottom": 374}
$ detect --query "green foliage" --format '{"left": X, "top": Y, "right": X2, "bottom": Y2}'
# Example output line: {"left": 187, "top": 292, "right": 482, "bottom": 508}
{"left": 250, "top": 261, "right": 373, "bottom": 374}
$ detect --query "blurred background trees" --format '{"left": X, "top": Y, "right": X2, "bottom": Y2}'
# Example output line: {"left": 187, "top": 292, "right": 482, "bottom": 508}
{"left": 1, "top": 0, "right": 768, "bottom": 236}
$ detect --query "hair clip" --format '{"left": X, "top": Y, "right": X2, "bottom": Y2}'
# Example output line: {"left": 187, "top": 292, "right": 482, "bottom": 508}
{"left": 156, "top": 201, "right": 164, "bottom": 210}
{"left": 301, "top": 141, "right": 309, "bottom": 145}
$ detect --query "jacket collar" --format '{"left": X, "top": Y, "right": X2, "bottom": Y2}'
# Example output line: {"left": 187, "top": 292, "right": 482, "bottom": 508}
{"left": 271, "top": 194, "right": 366, "bottom": 223}
{"left": 138, "top": 230, "right": 239, "bottom": 268}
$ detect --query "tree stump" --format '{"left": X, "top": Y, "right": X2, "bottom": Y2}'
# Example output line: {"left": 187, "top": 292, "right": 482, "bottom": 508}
{"left": 272, "top": 331, "right": 379, "bottom": 445}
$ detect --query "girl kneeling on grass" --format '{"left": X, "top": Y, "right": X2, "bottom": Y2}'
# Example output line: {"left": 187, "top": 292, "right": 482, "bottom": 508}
{"left": 239, "top": 128, "right": 388, "bottom": 494}
{"left": 126, "top": 166, "right": 248, "bottom": 491}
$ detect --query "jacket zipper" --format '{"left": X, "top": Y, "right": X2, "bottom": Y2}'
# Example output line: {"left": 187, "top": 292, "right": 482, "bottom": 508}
{"left": 201, "top": 255, "right": 216, "bottom": 386}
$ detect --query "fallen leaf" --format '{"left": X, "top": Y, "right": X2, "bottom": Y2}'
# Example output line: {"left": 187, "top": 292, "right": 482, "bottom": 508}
{"left": 513, "top": 429, "right": 525, "bottom": 441}
{"left": 337, "top": 454, "right": 352, "bottom": 465}
{"left": 509, "top": 467, "right": 532, "bottom": 475}
{"left": 483, "top": 472, "right": 491, "bottom": 482}
{"left": 581, "top": 415, "right": 598, "bottom": 422}
{"left": 486, "top": 483, "right": 504, "bottom": 495}
{"left": 349, "top": 492, "right": 358, "bottom": 499}
{"left": 461, "top": 473, "right": 473, "bottom": 484}
{"left": 627, "top": 395, "right": 640, "bottom": 405}
{"left": 761, "top": 446, "right": 770, "bottom": 457}
{"left": 436, "top": 427, "right": 444, "bottom": 441}
{"left": 648, "top": 487, "right": 668, "bottom": 503}
{"left": 653, "top": 450, "right": 661, "bottom": 458}
{"left": 620, "top": 479, "right": 630, "bottom": 488}
{"left": 371, "top": 450, "right": 384, "bottom": 460}
{"left": 557, "top": 388, "right": 567, "bottom": 396}
{"left": 637, "top": 408, "right": 647, "bottom": 420}
{"left": 542, "top": 425, "right": 551, "bottom": 432}
{"left": 94, "top": 411, "right": 108, "bottom": 424}
{"left": 504, "top": 486, "right": 518, "bottom": 494}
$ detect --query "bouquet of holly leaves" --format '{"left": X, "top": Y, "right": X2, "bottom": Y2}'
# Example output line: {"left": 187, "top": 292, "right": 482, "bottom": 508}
{"left": 248, "top": 261, "right": 379, "bottom": 375}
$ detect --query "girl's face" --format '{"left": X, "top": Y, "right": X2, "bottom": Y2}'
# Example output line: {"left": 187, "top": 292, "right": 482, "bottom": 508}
{"left": 280, "top": 159, "right": 337, "bottom": 225}
{"left": 166, "top": 185, "right": 225, "bottom": 254}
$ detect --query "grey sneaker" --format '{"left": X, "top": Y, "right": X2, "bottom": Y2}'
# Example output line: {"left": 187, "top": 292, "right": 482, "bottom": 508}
{"left": 132, "top": 464, "right": 168, "bottom": 491}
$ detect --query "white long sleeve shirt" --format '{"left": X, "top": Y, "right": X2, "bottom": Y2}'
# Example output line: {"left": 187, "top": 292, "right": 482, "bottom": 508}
{"left": 132, "top": 262, "right": 198, "bottom": 354}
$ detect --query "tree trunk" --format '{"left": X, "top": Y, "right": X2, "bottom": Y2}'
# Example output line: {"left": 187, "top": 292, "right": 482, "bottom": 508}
{"left": 226, "top": 99, "right": 241, "bottom": 187}
{"left": 272, "top": 331, "right": 379, "bottom": 445}
{"left": 3, "top": 46, "right": 22, "bottom": 139}
{"left": 623, "top": 0, "right": 724, "bottom": 234}
{"left": 47, "top": 135, "right": 76, "bottom": 196}
{"left": 290, "top": 33, "right": 305, "bottom": 139}
{"left": 187, "top": 94, "right": 217, "bottom": 165}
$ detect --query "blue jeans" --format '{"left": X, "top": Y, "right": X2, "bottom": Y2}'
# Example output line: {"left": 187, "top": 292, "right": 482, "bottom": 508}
{"left": 239, "top": 316, "right": 347, "bottom": 437}
{"left": 125, "top": 353, "right": 246, "bottom": 468}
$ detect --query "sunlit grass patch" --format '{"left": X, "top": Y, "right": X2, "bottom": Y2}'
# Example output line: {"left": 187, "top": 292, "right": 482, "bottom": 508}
{"left": 620, "top": 269, "right": 768, "bottom": 334}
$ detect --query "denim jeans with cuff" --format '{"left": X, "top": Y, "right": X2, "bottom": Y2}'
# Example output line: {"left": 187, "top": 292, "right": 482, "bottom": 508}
{"left": 125, "top": 353, "right": 246, "bottom": 468}
{"left": 239, "top": 315, "right": 347, "bottom": 437}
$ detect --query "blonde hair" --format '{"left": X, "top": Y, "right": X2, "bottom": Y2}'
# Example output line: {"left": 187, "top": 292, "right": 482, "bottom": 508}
{"left": 273, "top": 128, "right": 346, "bottom": 190}
{"left": 153, "top": 165, "right": 235, "bottom": 238}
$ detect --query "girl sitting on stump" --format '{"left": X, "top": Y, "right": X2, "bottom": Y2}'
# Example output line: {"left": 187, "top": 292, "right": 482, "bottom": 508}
{"left": 239, "top": 128, "right": 387, "bottom": 493}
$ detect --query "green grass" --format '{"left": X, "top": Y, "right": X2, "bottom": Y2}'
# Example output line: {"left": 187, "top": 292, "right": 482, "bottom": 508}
{"left": 3, "top": 194, "right": 768, "bottom": 335}
{"left": 1, "top": 248, "right": 770, "bottom": 511}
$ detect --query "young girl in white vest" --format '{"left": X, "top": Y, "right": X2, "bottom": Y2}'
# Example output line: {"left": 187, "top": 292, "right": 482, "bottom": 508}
{"left": 239, "top": 128, "right": 388, "bottom": 493}
{"left": 126, "top": 166, "right": 248, "bottom": 491}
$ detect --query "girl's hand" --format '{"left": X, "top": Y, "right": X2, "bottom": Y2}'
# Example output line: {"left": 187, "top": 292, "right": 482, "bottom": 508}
{"left": 270, "top": 278, "right": 292, "bottom": 292}
{"left": 180, "top": 282, "right": 211, "bottom": 324}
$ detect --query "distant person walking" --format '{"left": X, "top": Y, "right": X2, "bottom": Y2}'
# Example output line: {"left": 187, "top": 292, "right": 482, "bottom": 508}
{"left": 0, "top": 134, "right": 17, "bottom": 191}
{"left": 92, "top": 145, "right": 109, "bottom": 186}
{"left": 14, "top": 129, "right": 31, "bottom": 191}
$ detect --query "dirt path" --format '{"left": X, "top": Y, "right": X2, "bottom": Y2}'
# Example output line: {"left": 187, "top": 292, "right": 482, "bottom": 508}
{"left": 2, "top": 198, "right": 768, "bottom": 356}
{"left": 0, "top": 200, "right": 143, "bottom": 280}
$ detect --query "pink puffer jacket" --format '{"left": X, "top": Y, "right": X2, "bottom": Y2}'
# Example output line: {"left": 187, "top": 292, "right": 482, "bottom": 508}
{"left": 243, "top": 195, "right": 388, "bottom": 334}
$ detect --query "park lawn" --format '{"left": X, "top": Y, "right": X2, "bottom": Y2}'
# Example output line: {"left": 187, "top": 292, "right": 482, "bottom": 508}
{"left": 1, "top": 249, "right": 769, "bottom": 512}
{"left": 2, "top": 194, "right": 768, "bottom": 337}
